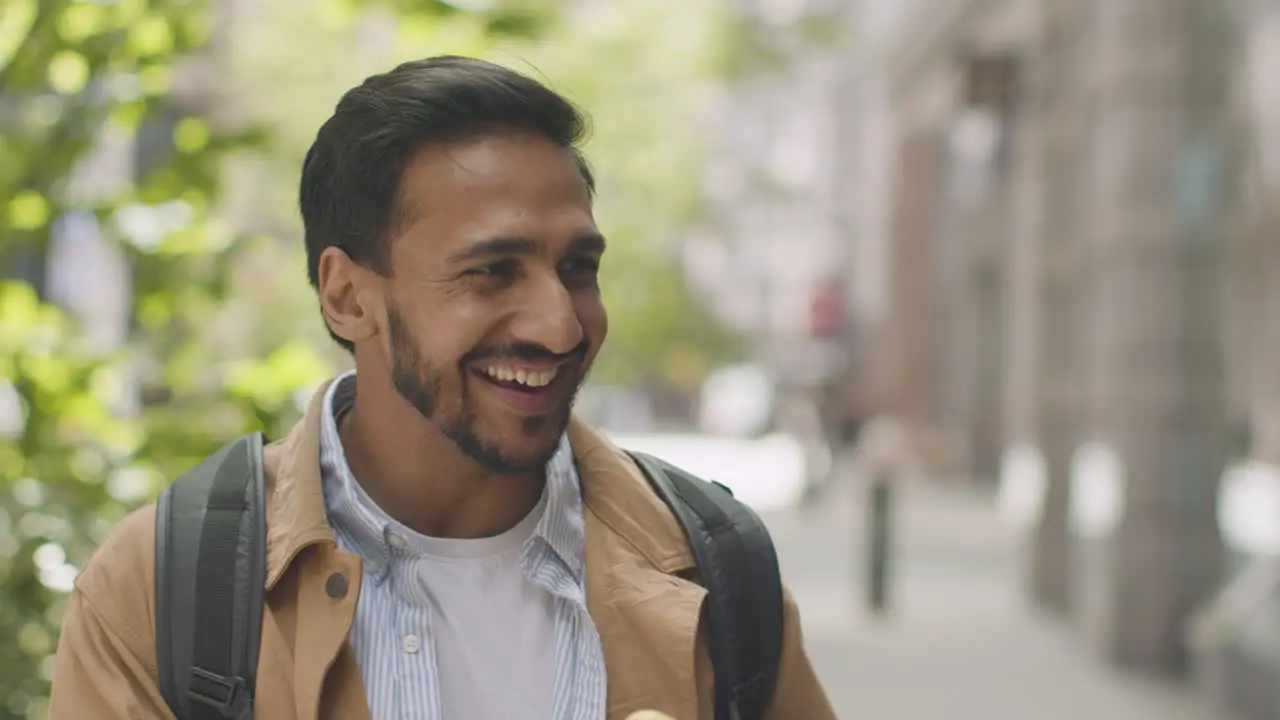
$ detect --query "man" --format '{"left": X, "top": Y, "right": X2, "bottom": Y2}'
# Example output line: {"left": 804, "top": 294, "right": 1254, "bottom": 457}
{"left": 49, "top": 56, "right": 836, "bottom": 719}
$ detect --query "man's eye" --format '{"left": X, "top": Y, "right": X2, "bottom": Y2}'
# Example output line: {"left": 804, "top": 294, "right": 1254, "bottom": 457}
{"left": 466, "top": 260, "right": 518, "bottom": 278}
{"left": 561, "top": 257, "right": 600, "bottom": 274}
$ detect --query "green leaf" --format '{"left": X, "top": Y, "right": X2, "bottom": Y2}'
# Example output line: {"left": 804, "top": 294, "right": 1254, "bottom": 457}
{"left": 225, "top": 341, "right": 331, "bottom": 411}
{"left": 127, "top": 15, "right": 174, "bottom": 57}
{"left": 57, "top": 3, "right": 109, "bottom": 43}
{"left": 173, "top": 117, "right": 211, "bottom": 153}
{"left": 138, "top": 63, "right": 172, "bottom": 96}
{"left": 109, "top": 100, "right": 147, "bottom": 131}
{"left": 46, "top": 50, "right": 92, "bottom": 94}
{"left": 6, "top": 190, "right": 50, "bottom": 231}
{"left": 0, "top": 282, "right": 42, "bottom": 333}
{"left": 0, "top": 0, "right": 37, "bottom": 67}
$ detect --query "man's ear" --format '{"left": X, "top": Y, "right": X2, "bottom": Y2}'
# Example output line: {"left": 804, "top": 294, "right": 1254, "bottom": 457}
{"left": 317, "top": 247, "right": 382, "bottom": 345}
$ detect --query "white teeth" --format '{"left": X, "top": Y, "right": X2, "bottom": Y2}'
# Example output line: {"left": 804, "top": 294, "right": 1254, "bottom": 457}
{"left": 484, "top": 366, "right": 557, "bottom": 388}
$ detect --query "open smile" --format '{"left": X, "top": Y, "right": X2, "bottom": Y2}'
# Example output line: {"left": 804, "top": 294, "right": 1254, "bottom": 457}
{"left": 479, "top": 364, "right": 559, "bottom": 388}
{"left": 470, "top": 360, "right": 573, "bottom": 415}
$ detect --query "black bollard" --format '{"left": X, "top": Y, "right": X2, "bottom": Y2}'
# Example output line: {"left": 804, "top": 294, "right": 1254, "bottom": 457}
{"left": 866, "top": 477, "right": 893, "bottom": 613}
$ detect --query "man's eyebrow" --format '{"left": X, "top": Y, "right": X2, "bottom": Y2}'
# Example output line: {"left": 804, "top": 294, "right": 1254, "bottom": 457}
{"left": 445, "top": 232, "right": 607, "bottom": 264}
{"left": 567, "top": 232, "right": 607, "bottom": 254}
{"left": 445, "top": 236, "right": 539, "bottom": 264}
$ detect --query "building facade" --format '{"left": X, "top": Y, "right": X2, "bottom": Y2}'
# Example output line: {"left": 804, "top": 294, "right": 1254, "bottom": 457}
{"left": 855, "top": 0, "right": 1277, "bottom": 702}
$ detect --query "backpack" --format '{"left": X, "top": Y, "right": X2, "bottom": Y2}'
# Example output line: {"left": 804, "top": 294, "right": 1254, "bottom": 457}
{"left": 154, "top": 432, "right": 784, "bottom": 720}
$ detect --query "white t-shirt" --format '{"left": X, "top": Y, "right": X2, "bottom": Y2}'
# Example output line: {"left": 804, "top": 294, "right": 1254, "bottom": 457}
{"left": 403, "top": 489, "right": 558, "bottom": 720}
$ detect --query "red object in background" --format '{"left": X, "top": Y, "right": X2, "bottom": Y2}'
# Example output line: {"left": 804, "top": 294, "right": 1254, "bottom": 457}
{"left": 809, "top": 281, "right": 844, "bottom": 339}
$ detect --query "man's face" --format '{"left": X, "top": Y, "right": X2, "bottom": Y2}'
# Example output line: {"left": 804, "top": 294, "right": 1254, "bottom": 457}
{"left": 379, "top": 133, "right": 606, "bottom": 474}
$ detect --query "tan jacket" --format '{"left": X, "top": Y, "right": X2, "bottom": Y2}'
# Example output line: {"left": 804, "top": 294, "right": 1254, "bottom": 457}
{"left": 50, "top": 382, "right": 837, "bottom": 719}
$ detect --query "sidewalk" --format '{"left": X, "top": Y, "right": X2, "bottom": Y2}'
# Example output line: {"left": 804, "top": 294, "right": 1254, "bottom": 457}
{"left": 763, "top": 479, "right": 1224, "bottom": 719}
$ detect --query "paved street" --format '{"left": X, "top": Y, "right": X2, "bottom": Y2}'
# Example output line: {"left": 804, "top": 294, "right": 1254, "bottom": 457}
{"left": 763, "top": 478, "right": 1224, "bottom": 720}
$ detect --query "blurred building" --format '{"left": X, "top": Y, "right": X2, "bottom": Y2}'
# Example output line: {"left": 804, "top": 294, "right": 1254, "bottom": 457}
{"left": 844, "top": 0, "right": 1279, "bottom": 714}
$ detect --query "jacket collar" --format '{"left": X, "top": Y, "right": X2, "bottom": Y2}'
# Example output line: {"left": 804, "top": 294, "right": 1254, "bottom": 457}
{"left": 261, "top": 378, "right": 695, "bottom": 590}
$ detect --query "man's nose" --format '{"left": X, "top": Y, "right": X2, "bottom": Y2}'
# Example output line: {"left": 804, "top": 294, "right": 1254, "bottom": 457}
{"left": 509, "top": 271, "right": 583, "bottom": 355}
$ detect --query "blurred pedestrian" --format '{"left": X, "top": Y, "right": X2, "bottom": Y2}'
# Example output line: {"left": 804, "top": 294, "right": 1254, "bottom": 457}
{"left": 853, "top": 415, "right": 914, "bottom": 613}
{"left": 856, "top": 415, "right": 914, "bottom": 485}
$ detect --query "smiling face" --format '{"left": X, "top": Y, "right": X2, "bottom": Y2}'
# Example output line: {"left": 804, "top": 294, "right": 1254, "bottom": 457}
{"left": 356, "top": 133, "right": 607, "bottom": 474}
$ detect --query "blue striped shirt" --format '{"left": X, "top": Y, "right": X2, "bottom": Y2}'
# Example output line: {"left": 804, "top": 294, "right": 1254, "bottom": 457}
{"left": 318, "top": 371, "right": 607, "bottom": 719}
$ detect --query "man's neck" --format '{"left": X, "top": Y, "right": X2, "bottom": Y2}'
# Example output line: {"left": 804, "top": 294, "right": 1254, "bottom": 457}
{"left": 337, "top": 374, "right": 546, "bottom": 540}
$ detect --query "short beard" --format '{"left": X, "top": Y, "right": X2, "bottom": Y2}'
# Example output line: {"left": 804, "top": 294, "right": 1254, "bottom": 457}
{"left": 386, "top": 301, "right": 578, "bottom": 475}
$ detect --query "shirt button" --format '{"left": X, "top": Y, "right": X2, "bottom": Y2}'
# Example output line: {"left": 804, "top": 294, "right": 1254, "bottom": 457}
{"left": 324, "top": 572, "right": 348, "bottom": 599}
{"left": 388, "top": 534, "right": 409, "bottom": 551}
{"left": 402, "top": 634, "right": 421, "bottom": 654}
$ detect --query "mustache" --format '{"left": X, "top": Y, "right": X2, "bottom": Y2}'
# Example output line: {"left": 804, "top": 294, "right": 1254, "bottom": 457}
{"left": 462, "top": 340, "right": 588, "bottom": 365}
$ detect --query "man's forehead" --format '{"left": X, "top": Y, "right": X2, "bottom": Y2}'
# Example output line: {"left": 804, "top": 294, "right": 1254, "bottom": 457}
{"left": 402, "top": 133, "right": 587, "bottom": 193}
{"left": 389, "top": 134, "right": 594, "bottom": 256}
{"left": 399, "top": 137, "right": 585, "bottom": 208}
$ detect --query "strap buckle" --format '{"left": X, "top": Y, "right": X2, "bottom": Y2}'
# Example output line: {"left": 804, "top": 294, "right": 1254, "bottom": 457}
{"left": 187, "top": 667, "right": 248, "bottom": 717}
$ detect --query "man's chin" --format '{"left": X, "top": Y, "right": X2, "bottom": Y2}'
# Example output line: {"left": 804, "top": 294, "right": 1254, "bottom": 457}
{"left": 448, "top": 420, "right": 566, "bottom": 475}
{"left": 444, "top": 391, "right": 576, "bottom": 473}
{"left": 470, "top": 443, "right": 562, "bottom": 476}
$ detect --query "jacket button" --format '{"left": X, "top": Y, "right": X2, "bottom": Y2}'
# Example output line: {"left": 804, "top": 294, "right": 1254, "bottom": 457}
{"left": 325, "top": 572, "right": 348, "bottom": 599}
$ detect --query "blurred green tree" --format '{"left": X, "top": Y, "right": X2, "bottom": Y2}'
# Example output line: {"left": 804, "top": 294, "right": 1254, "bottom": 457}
{"left": 0, "top": 1, "right": 325, "bottom": 715}
{"left": 0, "top": 1, "right": 553, "bottom": 717}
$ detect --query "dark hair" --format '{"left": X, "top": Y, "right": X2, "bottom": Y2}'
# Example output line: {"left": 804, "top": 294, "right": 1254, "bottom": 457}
{"left": 299, "top": 55, "right": 594, "bottom": 351}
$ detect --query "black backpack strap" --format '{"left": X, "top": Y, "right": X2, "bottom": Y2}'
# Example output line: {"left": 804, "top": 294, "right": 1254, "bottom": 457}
{"left": 155, "top": 433, "right": 267, "bottom": 720}
{"left": 626, "top": 451, "right": 784, "bottom": 720}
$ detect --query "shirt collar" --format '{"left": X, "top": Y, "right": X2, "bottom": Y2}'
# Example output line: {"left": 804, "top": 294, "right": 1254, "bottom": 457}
{"left": 318, "top": 370, "right": 586, "bottom": 581}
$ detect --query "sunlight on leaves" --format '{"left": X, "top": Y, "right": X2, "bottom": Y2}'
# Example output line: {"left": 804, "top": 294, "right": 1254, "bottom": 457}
{"left": 12, "top": 478, "right": 44, "bottom": 508}
{"left": 0, "top": 0, "right": 36, "bottom": 66}
{"left": 17, "top": 622, "right": 52, "bottom": 658}
{"left": 226, "top": 341, "right": 332, "bottom": 411}
{"left": 173, "top": 117, "right": 211, "bottom": 153}
{"left": 127, "top": 15, "right": 174, "bottom": 57}
{"left": 135, "top": 293, "right": 173, "bottom": 332}
{"left": 7, "top": 190, "right": 51, "bottom": 231}
{"left": 57, "top": 3, "right": 108, "bottom": 43}
{"left": 0, "top": 282, "right": 43, "bottom": 338}
{"left": 109, "top": 100, "right": 147, "bottom": 131}
{"left": 22, "top": 355, "right": 73, "bottom": 398}
{"left": 138, "top": 63, "right": 172, "bottom": 95}
{"left": 47, "top": 50, "right": 92, "bottom": 94}
{"left": 33, "top": 544, "right": 76, "bottom": 594}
